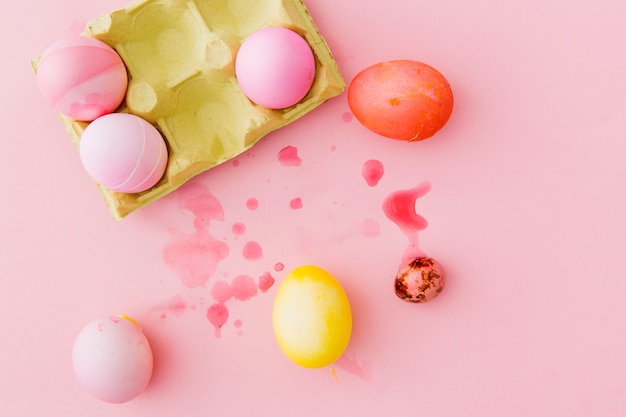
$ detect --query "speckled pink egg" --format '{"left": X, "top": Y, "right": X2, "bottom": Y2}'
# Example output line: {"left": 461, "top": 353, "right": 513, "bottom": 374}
{"left": 395, "top": 257, "right": 446, "bottom": 303}
{"left": 72, "top": 316, "right": 153, "bottom": 403}
{"left": 79, "top": 113, "right": 168, "bottom": 194}
{"left": 235, "top": 27, "right": 315, "bottom": 109}
{"left": 36, "top": 36, "right": 128, "bottom": 121}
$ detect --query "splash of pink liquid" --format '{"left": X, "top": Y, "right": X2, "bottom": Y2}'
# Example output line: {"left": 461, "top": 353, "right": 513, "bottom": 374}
{"left": 258, "top": 271, "right": 275, "bottom": 293}
{"left": 211, "top": 280, "right": 233, "bottom": 303}
{"left": 231, "top": 275, "right": 258, "bottom": 301}
{"left": 278, "top": 145, "right": 302, "bottom": 167}
{"left": 243, "top": 241, "right": 263, "bottom": 261}
{"left": 163, "top": 182, "right": 229, "bottom": 288}
{"left": 163, "top": 228, "right": 229, "bottom": 288}
{"left": 362, "top": 159, "right": 384, "bottom": 187}
{"left": 382, "top": 182, "right": 431, "bottom": 262}
{"left": 206, "top": 303, "right": 228, "bottom": 337}
{"left": 342, "top": 112, "right": 354, "bottom": 123}
{"left": 334, "top": 353, "right": 385, "bottom": 389}
{"left": 246, "top": 198, "right": 259, "bottom": 211}
{"left": 232, "top": 222, "right": 246, "bottom": 236}
{"left": 274, "top": 262, "right": 285, "bottom": 272}
{"left": 211, "top": 274, "right": 258, "bottom": 302}
{"left": 290, "top": 198, "right": 303, "bottom": 210}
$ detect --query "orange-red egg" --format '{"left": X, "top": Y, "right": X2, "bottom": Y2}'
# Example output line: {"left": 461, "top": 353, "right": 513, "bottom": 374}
{"left": 348, "top": 60, "right": 453, "bottom": 141}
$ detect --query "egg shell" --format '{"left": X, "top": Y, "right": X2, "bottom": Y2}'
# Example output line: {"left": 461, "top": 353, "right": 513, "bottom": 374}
{"left": 79, "top": 113, "right": 168, "bottom": 194}
{"left": 72, "top": 316, "right": 153, "bottom": 403}
{"left": 36, "top": 36, "right": 128, "bottom": 121}
{"left": 235, "top": 27, "right": 315, "bottom": 109}
{"left": 272, "top": 265, "right": 352, "bottom": 368}
{"left": 348, "top": 60, "right": 454, "bottom": 141}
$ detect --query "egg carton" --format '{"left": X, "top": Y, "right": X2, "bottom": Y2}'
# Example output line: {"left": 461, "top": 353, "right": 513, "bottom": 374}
{"left": 54, "top": 0, "right": 345, "bottom": 219}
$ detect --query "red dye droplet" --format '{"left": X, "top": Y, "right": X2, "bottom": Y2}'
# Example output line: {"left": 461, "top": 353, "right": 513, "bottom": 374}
{"left": 362, "top": 159, "right": 384, "bottom": 187}
{"left": 207, "top": 303, "right": 229, "bottom": 337}
{"left": 342, "top": 112, "right": 354, "bottom": 123}
{"left": 211, "top": 280, "right": 233, "bottom": 303}
{"left": 243, "top": 241, "right": 263, "bottom": 261}
{"left": 290, "top": 198, "right": 303, "bottom": 210}
{"left": 278, "top": 145, "right": 302, "bottom": 167}
{"left": 246, "top": 198, "right": 259, "bottom": 211}
{"left": 259, "top": 271, "right": 276, "bottom": 293}
{"left": 232, "top": 222, "right": 246, "bottom": 236}
{"left": 274, "top": 262, "right": 285, "bottom": 272}
{"left": 383, "top": 182, "right": 431, "bottom": 261}
{"left": 231, "top": 275, "right": 258, "bottom": 301}
{"left": 234, "top": 319, "right": 243, "bottom": 329}
{"left": 177, "top": 182, "right": 225, "bottom": 230}
{"left": 163, "top": 228, "right": 230, "bottom": 288}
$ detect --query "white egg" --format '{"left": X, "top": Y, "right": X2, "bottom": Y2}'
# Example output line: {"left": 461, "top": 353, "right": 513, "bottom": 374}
{"left": 72, "top": 315, "right": 153, "bottom": 403}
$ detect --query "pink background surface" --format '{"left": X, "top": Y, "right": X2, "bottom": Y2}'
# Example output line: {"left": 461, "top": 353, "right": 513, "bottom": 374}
{"left": 2, "top": 0, "right": 626, "bottom": 415}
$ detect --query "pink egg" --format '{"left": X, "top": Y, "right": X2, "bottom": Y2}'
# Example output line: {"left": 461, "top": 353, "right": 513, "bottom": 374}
{"left": 235, "top": 27, "right": 315, "bottom": 109}
{"left": 79, "top": 113, "right": 168, "bottom": 194}
{"left": 72, "top": 316, "right": 153, "bottom": 403}
{"left": 37, "top": 36, "right": 128, "bottom": 121}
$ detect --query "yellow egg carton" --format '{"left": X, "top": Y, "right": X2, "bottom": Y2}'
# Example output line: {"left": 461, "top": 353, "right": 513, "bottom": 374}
{"left": 56, "top": 0, "right": 344, "bottom": 219}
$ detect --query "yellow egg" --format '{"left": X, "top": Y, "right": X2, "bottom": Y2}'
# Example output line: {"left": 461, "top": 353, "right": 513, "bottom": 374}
{"left": 272, "top": 265, "right": 352, "bottom": 368}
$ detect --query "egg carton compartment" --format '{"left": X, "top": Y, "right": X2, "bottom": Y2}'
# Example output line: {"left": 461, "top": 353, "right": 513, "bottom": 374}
{"left": 55, "top": 0, "right": 344, "bottom": 219}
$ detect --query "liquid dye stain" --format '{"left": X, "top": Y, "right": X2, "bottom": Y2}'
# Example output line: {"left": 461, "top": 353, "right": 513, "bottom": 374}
{"left": 258, "top": 271, "right": 275, "bottom": 293}
{"left": 362, "top": 159, "right": 384, "bottom": 187}
{"left": 278, "top": 145, "right": 302, "bottom": 167}
{"left": 290, "top": 197, "right": 303, "bottom": 210}
{"left": 206, "top": 303, "right": 229, "bottom": 337}
{"left": 243, "top": 241, "right": 263, "bottom": 261}
{"left": 246, "top": 198, "right": 259, "bottom": 211}
{"left": 382, "top": 181, "right": 431, "bottom": 262}
{"left": 163, "top": 182, "right": 230, "bottom": 288}
{"left": 163, "top": 228, "right": 229, "bottom": 288}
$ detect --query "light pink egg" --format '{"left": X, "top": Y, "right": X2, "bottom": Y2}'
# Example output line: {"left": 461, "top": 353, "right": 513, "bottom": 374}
{"left": 37, "top": 36, "right": 128, "bottom": 121}
{"left": 72, "top": 316, "right": 153, "bottom": 403}
{"left": 79, "top": 113, "right": 168, "bottom": 194}
{"left": 235, "top": 27, "right": 315, "bottom": 109}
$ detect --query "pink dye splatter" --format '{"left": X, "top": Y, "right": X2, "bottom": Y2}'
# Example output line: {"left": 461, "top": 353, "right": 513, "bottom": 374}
{"left": 163, "top": 182, "right": 229, "bottom": 288}
{"left": 211, "top": 280, "right": 233, "bottom": 303}
{"left": 163, "top": 228, "right": 229, "bottom": 288}
{"left": 361, "top": 218, "right": 381, "bottom": 238}
{"left": 178, "top": 182, "right": 225, "bottom": 229}
{"left": 231, "top": 275, "right": 258, "bottom": 301}
{"left": 234, "top": 319, "right": 243, "bottom": 328}
{"left": 168, "top": 295, "right": 187, "bottom": 317}
{"left": 382, "top": 181, "right": 431, "bottom": 262}
{"left": 243, "top": 241, "right": 263, "bottom": 261}
{"left": 362, "top": 159, "right": 384, "bottom": 187}
{"left": 232, "top": 159, "right": 240, "bottom": 167}
{"left": 342, "top": 111, "right": 354, "bottom": 123}
{"left": 206, "top": 303, "right": 229, "bottom": 337}
{"left": 290, "top": 198, "right": 303, "bottom": 210}
{"left": 232, "top": 222, "right": 246, "bottom": 236}
{"left": 246, "top": 198, "right": 259, "bottom": 211}
{"left": 258, "top": 271, "right": 275, "bottom": 293}
{"left": 274, "top": 262, "right": 285, "bottom": 272}
{"left": 334, "top": 353, "right": 385, "bottom": 389}
{"left": 330, "top": 145, "right": 337, "bottom": 152}
{"left": 278, "top": 145, "right": 302, "bottom": 167}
